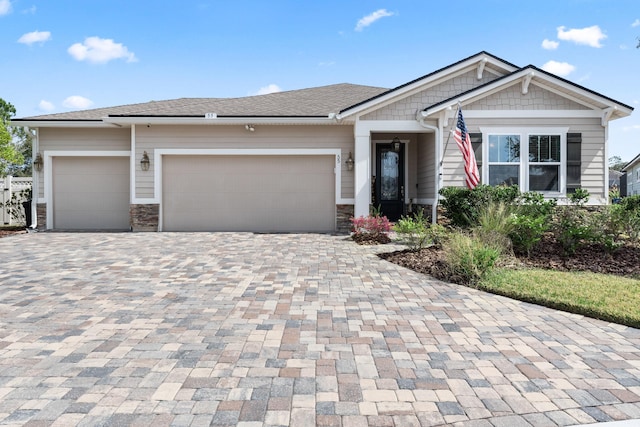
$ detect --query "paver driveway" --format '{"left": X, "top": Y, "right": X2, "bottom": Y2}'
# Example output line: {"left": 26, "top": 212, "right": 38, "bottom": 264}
{"left": 0, "top": 232, "right": 639, "bottom": 427}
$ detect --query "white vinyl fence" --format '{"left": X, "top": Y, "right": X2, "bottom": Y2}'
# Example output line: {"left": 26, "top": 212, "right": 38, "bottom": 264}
{"left": 0, "top": 176, "right": 33, "bottom": 226}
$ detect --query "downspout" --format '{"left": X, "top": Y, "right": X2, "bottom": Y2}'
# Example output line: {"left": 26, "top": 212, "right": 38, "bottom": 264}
{"left": 416, "top": 111, "right": 440, "bottom": 224}
{"left": 32, "top": 128, "right": 39, "bottom": 229}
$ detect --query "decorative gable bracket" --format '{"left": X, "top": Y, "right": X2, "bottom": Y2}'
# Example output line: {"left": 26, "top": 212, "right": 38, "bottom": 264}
{"left": 601, "top": 106, "right": 616, "bottom": 126}
{"left": 476, "top": 58, "right": 488, "bottom": 80}
{"left": 521, "top": 71, "right": 534, "bottom": 95}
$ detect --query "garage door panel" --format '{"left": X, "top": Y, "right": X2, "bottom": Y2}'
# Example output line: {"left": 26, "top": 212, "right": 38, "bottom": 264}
{"left": 163, "top": 155, "right": 335, "bottom": 232}
{"left": 53, "top": 157, "right": 130, "bottom": 230}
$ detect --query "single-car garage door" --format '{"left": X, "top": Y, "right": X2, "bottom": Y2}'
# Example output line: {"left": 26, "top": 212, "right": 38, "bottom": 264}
{"left": 53, "top": 156, "right": 130, "bottom": 230}
{"left": 162, "top": 155, "right": 335, "bottom": 232}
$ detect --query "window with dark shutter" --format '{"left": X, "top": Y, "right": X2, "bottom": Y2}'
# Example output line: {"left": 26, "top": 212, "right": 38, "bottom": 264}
{"left": 566, "top": 133, "right": 582, "bottom": 194}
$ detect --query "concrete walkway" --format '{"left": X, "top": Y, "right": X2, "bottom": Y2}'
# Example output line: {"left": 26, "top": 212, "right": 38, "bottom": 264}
{"left": 0, "top": 232, "right": 639, "bottom": 427}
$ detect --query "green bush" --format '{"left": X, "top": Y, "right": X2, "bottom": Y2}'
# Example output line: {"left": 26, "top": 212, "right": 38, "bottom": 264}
{"left": 475, "top": 202, "right": 514, "bottom": 254}
{"left": 439, "top": 185, "right": 519, "bottom": 227}
{"left": 393, "top": 209, "right": 430, "bottom": 250}
{"left": 443, "top": 232, "right": 501, "bottom": 287}
{"left": 613, "top": 195, "right": 640, "bottom": 245}
{"left": 589, "top": 206, "right": 624, "bottom": 252}
{"left": 554, "top": 189, "right": 591, "bottom": 256}
{"left": 508, "top": 192, "right": 556, "bottom": 256}
{"left": 394, "top": 209, "right": 449, "bottom": 251}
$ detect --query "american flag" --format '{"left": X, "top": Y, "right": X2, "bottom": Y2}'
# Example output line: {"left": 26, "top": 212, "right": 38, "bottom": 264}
{"left": 453, "top": 107, "right": 480, "bottom": 189}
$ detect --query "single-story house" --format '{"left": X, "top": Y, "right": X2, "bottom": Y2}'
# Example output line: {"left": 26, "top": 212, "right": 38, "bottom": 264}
{"left": 14, "top": 51, "right": 633, "bottom": 233}
{"left": 624, "top": 153, "right": 640, "bottom": 196}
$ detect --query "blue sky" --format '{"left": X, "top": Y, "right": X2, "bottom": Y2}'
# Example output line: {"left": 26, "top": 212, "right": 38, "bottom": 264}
{"left": 1, "top": 0, "right": 639, "bottom": 160}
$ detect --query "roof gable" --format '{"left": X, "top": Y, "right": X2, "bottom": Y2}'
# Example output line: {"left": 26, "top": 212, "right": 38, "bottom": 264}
{"left": 421, "top": 65, "right": 633, "bottom": 121}
{"left": 338, "top": 51, "right": 519, "bottom": 118}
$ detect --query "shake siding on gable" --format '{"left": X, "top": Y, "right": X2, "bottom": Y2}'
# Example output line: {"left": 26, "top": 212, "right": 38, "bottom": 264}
{"left": 36, "top": 128, "right": 131, "bottom": 199}
{"left": 361, "top": 69, "right": 502, "bottom": 121}
{"left": 465, "top": 84, "right": 591, "bottom": 111}
{"left": 134, "top": 125, "right": 354, "bottom": 200}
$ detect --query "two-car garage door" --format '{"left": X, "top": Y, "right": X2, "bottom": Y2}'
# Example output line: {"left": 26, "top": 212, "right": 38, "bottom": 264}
{"left": 162, "top": 155, "right": 336, "bottom": 232}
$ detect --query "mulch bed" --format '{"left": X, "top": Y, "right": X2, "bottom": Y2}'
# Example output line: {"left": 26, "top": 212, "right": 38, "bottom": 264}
{"left": 0, "top": 227, "right": 27, "bottom": 239}
{"left": 378, "top": 234, "right": 640, "bottom": 279}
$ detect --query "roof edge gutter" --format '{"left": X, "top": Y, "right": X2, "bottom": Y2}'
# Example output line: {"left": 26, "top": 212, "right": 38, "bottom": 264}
{"left": 103, "top": 116, "right": 339, "bottom": 126}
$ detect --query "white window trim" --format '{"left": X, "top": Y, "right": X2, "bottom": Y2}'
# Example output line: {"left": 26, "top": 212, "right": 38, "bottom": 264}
{"left": 479, "top": 127, "right": 569, "bottom": 196}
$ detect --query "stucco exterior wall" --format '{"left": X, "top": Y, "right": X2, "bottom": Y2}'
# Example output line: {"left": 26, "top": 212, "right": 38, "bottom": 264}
{"left": 134, "top": 124, "right": 355, "bottom": 200}
{"left": 361, "top": 69, "right": 502, "bottom": 121}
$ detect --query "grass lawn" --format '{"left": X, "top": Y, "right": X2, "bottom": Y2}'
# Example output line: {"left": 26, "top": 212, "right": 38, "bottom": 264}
{"left": 480, "top": 268, "right": 640, "bottom": 328}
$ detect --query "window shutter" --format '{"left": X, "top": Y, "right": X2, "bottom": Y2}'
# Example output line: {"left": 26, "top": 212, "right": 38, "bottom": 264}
{"left": 470, "top": 133, "right": 482, "bottom": 180}
{"left": 566, "top": 133, "right": 581, "bottom": 193}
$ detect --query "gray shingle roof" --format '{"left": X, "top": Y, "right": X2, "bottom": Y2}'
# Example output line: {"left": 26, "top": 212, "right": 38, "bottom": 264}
{"left": 17, "top": 83, "right": 389, "bottom": 121}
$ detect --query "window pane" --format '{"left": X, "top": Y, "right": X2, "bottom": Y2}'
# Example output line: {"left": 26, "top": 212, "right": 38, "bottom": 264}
{"left": 489, "top": 135, "right": 520, "bottom": 163}
{"left": 529, "top": 135, "right": 560, "bottom": 162}
{"left": 380, "top": 151, "right": 399, "bottom": 201}
{"left": 529, "top": 165, "right": 559, "bottom": 192}
{"left": 489, "top": 165, "right": 519, "bottom": 186}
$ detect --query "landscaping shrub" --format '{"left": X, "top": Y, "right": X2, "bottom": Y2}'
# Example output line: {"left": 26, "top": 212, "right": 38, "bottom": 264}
{"left": 509, "top": 192, "right": 556, "bottom": 257}
{"left": 350, "top": 214, "right": 391, "bottom": 244}
{"left": 442, "top": 232, "right": 501, "bottom": 287}
{"left": 394, "top": 209, "right": 449, "bottom": 251}
{"left": 474, "top": 201, "right": 514, "bottom": 255}
{"left": 589, "top": 206, "right": 624, "bottom": 253}
{"left": 439, "top": 184, "right": 519, "bottom": 227}
{"left": 393, "top": 209, "right": 430, "bottom": 250}
{"left": 554, "top": 189, "right": 592, "bottom": 256}
{"left": 613, "top": 195, "right": 640, "bottom": 245}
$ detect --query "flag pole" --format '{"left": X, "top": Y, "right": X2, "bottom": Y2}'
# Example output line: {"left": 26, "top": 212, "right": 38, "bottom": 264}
{"left": 439, "top": 101, "right": 461, "bottom": 166}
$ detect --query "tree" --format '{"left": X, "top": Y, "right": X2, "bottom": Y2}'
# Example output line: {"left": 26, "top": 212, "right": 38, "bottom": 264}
{"left": 609, "top": 155, "right": 627, "bottom": 172}
{"left": 0, "top": 98, "right": 32, "bottom": 177}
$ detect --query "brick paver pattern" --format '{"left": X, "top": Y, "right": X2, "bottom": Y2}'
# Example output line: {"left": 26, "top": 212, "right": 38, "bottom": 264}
{"left": 0, "top": 232, "right": 639, "bottom": 426}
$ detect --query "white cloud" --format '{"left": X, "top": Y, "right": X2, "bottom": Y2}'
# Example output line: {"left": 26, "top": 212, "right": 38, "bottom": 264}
{"left": 541, "top": 39, "right": 559, "bottom": 50}
{"left": 62, "top": 96, "right": 94, "bottom": 109}
{"left": 252, "top": 84, "right": 282, "bottom": 95}
{"left": 38, "top": 100, "right": 55, "bottom": 111}
{"left": 632, "top": 19, "right": 640, "bottom": 27}
{"left": 18, "top": 30, "right": 51, "bottom": 45}
{"left": 318, "top": 61, "right": 336, "bottom": 67}
{"left": 68, "top": 36, "right": 137, "bottom": 64}
{"left": 557, "top": 25, "right": 606, "bottom": 48}
{"left": 0, "top": 0, "right": 12, "bottom": 15}
{"left": 541, "top": 60, "right": 576, "bottom": 77}
{"left": 355, "top": 9, "right": 394, "bottom": 32}
{"left": 22, "top": 5, "right": 36, "bottom": 14}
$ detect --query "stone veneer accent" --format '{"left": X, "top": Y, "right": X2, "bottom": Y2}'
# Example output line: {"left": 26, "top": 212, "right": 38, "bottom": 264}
{"left": 336, "top": 204, "right": 354, "bottom": 234}
{"left": 36, "top": 203, "right": 46, "bottom": 231}
{"left": 130, "top": 204, "right": 159, "bottom": 232}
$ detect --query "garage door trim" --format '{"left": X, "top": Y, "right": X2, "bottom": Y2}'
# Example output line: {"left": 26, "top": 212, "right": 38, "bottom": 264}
{"left": 154, "top": 149, "right": 343, "bottom": 232}
{"left": 43, "top": 150, "right": 131, "bottom": 230}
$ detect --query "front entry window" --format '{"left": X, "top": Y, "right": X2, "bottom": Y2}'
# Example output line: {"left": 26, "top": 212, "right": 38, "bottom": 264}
{"left": 380, "top": 151, "right": 399, "bottom": 200}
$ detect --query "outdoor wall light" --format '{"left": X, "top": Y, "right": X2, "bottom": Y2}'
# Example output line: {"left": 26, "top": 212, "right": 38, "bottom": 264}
{"left": 392, "top": 137, "right": 401, "bottom": 153}
{"left": 245, "top": 124, "right": 255, "bottom": 132}
{"left": 140, "top": 151, "right": 150, "bottom": 171}
{"left": 33, "top": 153, "right": 43, "bottom": 172}
{"left": 345, "top": 152, "right": 354, "bottom": 171}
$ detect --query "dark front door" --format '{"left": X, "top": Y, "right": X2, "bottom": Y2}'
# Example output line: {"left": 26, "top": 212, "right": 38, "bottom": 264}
{"left": 375, "top": 144, "right": 405, "bottom": 221}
